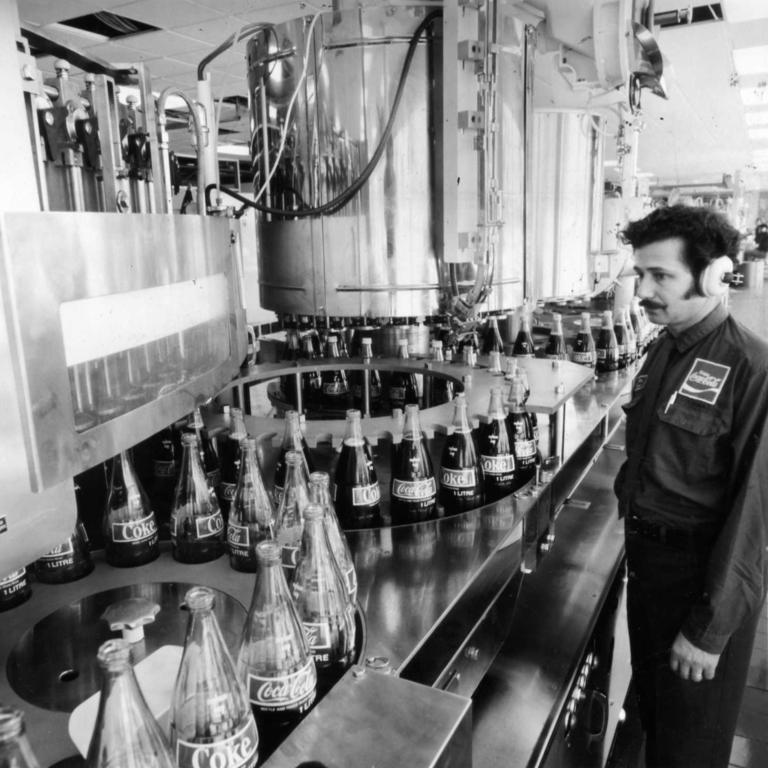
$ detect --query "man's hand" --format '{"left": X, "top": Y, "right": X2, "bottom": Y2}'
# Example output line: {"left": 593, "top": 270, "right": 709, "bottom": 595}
{"left": 670, "top": 631, "right": 720, "bottom": 682}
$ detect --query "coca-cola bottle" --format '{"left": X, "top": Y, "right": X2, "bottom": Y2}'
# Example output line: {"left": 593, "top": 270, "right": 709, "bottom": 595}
{"left": 438, "top": 393, "right": 484, "bottom": 514}
{"left": 273, "top": 411, "right": 314, "bottom": 509}
{"left": 482, "top": 315, "right": 505, "bottom": 355}
{"left": 308, "top": 472, "right": 358, "bottom": 604}
{"left": 478, "top": 387, "right": 516, "bottom": 502}
{"left": 596, "top": 310, "right": 620, "bottom": 375}
{"left": 35, "top": 516, "right": 93, "bottom": 583}
{"left": 0, "top": 568, "right": 31, "bottom": 613}
{"left": 291, "top": 504, "right": 356, "bottom": 697}
{"left": 148, "top": 425, "right": 177, "bottom": 536}
{"left": 103, "top": 451, "right": 160, "bottom": 567}
{"left": 280, "top": 318, "right": 301, "bottom": 407}
{"left": 218, "top": 407, "right": 248, "bottom": 523}
{"left": 390, "top": 404, "right": 437, "bottom": 524}
{"left": 170, "top": 433, "right": 225, "bottom": 564}
{"left": 571, "top": 312, "right": 596, "bottom": 368}
{"left": 86, "top": 638, "right": 175, "bottom": 768}
{"left": 170, "top": 587, "right": 259, "bottom": 768}
{"left": 236, "top": 540, "right": 317, "bottom": 757}
{"left": 0, "top": 707, "right": 41, "bottom": 767}
{"left": 629, "top": 297, "right": 646, "bottom": 354}
{"left": 388, "top": 339, "right": 419, "bottom": 411}
{"left": 228, "top": 438, "right": 275, "bottom": 572}
{"left": 544, "top": 313, "right": 567, "bottom": 360}
{"left": 506, "top": 373, "right": 537, "bottom": 490}
{"left": 186, "top": 407, "right": 221, "bottom": 492}
{"left": 427, "top": 340, "right": 454, "bottom": 405}
{"left": 512, "top": 309, "right": 535, "bottom": 357}
{"left": 334, "top": 409, "right": 382, "bottom": 529}
{"left": 274, "top": 451, "right": 310, "bottom": 578}
{"left": 321, "top": 335, "right": 351, "bottom": 411}
{"left": 300, "top": 334, "right": 321, "bottom": 411}
{"left": 623, "top": 306, "right": 638, "bottom": 366}
{"left": 613, "top": 308, "right": 629, "bottom": 370}
{"left": 351, "top": 337, "right": 382, "bottom": 414}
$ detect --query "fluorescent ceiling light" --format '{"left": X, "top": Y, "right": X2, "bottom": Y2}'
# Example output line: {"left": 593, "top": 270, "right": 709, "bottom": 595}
{"left": 741, "top": 86, "right": 768, "bottom": 106}
{"left": 726, "top": 0, "right": 768, "bottom": 23}
{"left": 733, "top": 47, "right": 768, "bottom": 76}
{"left": 745, "top": 111, "right": 768, "bottom": 126}
{"left": 749, "top": 127, "right": 768, "bottom": 141}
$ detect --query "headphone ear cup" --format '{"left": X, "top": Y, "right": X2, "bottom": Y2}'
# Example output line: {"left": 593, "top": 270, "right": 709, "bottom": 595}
{"left": 699, "top": 256, "right": 733, "bottom": 297}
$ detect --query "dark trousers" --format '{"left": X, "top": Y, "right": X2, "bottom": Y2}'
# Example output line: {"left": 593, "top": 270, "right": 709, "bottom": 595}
{"left": 626, "top": 529, "right": 762, "bottom": 768}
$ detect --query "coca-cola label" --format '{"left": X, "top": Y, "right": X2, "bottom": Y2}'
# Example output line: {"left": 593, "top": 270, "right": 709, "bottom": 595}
{"left": 513, "top": 439, "right": 537, "bottom": 460}
{"left": 228, "top": 523, "right": 249, "bottom": 548}
{"left": 176, "top": 717, "right": 259, "bottom": 768}
{"left": 572, "top": 351, "right": 595, "bottom": 364}
{"left": 440, "top": 467, "right": 478, "bottom": 488}
{"left": 0, "top": 568, "right": 25, "bottom": 587}
{"left": 281, "top": 544, "right": 299, "bottom": 569}
{"left": 481, "top": 454, "right": 515, "bottom": 475}
{"left": 392, "top": 477, "right": 436, "bottom": 501}
{"left": 39, "top": 538, "right": 75, "bottom": 560}
{"left": 303, "top": 621, "right": 332, "bottom": 652}
{"left": 351, "top": 483, "right": 380, "bottom": 507}
{"left": 195, "top": 513, "right": 224, "bottom": 539}
{"left": 111, "top": 514, "right": 158, "bottom": 544}
{"left": 389, "top": 386, "right": 406, "bottom": 402}
{"left": 679, "top": 358, "right": 730, "bottom": 406}
{"left": 220, "top": 482, "right": 237, "bottom": 502}
{"left": 153, "top": 459, "right": 176, "bottom": 478}
{"left": 248, "top": 661, "right": 316, "bottom": 711}
{"left": 322, "top": 381, "right": 348, "bottom": 395}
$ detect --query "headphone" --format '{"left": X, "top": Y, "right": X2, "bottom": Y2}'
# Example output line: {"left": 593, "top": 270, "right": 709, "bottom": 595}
{"left": 698, "top": 255, "right": 734, "bottom": 297}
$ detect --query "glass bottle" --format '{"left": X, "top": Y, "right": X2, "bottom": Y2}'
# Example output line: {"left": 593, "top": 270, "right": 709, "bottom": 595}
{"left": 596, "top": 310, "right": 620, "bottom": 374}
{"left": 103, "top": 451, "right": 160, "bottom": 567}
{"left": 218, "top": 407, "right": 248, "bottom": 523}
{"left": 321, "top": 335, "right": 350, "bottom": 411}
{"left": 571, "top": 312, "right": 597, "bottom": 368}
{"left": 623, "top": 305, "right": 638, "bottom": 366}
{"left": 613, "top": 308, "right": 629, "bottom": 370}
{"left": 308, "top": 472, "right": 358, "bottom": 604}
{"left": 274, "top": 451, "right": 310, "bottom": 578}
{"left": 428, "top": 340, "right": 454, "bottom": 405}
{"left": 280, "top": 319, "right": 301, "bottom": 408}
{"left": 273, "top": 411, "right": 314, "bottom": 509}
{"left": 351, "top": 337, "right": 382, "bottom": 414}
{"left": 228, "top": 438, "right": 275, "bottom": 573}
{"left": 300, "top": 334, "right": 321, "bottom": 411}
{"left": 170, "top": 433, "right": 225, "bottom": 564}
{"left": 333, "top": 409, "right": 382, "bottom": 529}
{"left": 170, "top": 587, "right": 259, "bottom": 768}
{"left": 478, "top": 387, "right": 516, "bottom": 502}
{"left": 388, "top": 339, "right": 419, "bottom": 411}
{"left": 512, "top": 308, "right": 535, "bottom": 358}
{"left": 544, "top": 312, "right": 567, "bottom": 360}
{"left": 438, "top": 393, "right": 484, "bottom": 514}
{"left": 35, "top": 516, "right": 93, "bottom": 584}
{"left": 482, "top": 315, "right": 505, "bottom": 355}
{"left": 149, "top": 425, "right": 177, "bottom": 530}
{"left": 0, "top": 567, "right": 31, "bottom": 613}
{"left": 629, "top": 296, "right": 645, "bottom": 354}
{"left": 0, "top": 707, "right": 41, "bottom": 768}
{"left": 236, "top": 540, "right": 317, "bottom": 756}
{"left": 390, "top": 404, "right": 437, "bottom": 524}
{"left": 506, "top": 373, "right": 537, "bottom": 491}
{"left": 291, "top": 504, "right": 356, "bottom": 698}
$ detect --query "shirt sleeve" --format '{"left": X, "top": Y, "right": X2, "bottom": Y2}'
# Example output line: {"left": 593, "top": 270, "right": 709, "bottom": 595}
{"left": 681, "top": 359, "right": 768, "bottom": 654}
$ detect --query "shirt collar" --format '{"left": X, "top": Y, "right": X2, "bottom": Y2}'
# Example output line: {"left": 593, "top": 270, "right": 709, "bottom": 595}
{"left": 667, "top": 303, "right": 728, "bottom": 353}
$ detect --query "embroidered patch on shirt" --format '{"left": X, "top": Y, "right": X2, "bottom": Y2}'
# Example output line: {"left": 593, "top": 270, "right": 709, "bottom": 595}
{"left": 678, "top": 358, "right": 730, "bottom": 405}
{"left": 633, "top": 375, "right": 648, "bottom": 394}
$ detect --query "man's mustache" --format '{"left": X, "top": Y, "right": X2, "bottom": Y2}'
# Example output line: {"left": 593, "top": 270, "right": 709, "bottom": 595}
{"left": 639, "top": 299, "right": 665, "bottom": 310}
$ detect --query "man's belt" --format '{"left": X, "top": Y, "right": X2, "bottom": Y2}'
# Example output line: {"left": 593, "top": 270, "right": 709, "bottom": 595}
{"left": 626, "top": 514, "right": 718, "bottom": 549}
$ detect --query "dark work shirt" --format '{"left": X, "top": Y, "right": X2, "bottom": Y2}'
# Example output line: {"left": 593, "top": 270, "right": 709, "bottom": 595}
{"left": 615, "top": 302, "right": 768, "bottom": 653}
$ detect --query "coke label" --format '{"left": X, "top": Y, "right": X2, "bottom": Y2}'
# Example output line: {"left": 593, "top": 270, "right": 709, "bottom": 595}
{"left": 441, "top": 467, "right": 478, "bottom": 488}
{"left": 220, "top": 482, "right": 237, "bottom": 502}
{"left": 0, "top": 569, "right": 26, "bottom": 598}
{"left": 389, "top": 386, "right": 406, "bottom": 401}
{"left": 481, "top": 454, "right": 515, "bottom": 475}
{"left": 38, "top": 539, "right": 75, "bottom": 560}
{"left": 228, "top": 523, "right": 249, "bottom": 548}
{"left": 303, "top": 621, "right": 332, "bottom": 652}
{"left": 514, "top": 439, "right": 537, "bottom": 460}
{"left": 572, "top": 351, "right": 594, "bottom": 364}
{"left": 248, "top": 661, "right": 316, "bottom": 711}
{"left": 111, "top": 514, "right": 158, "bottom": 543}
{"left": 351, "top": 483, "right": 381, "bottom": 507}
{"left": 322, "top": 381, "right": 347, "bottom": 395}
{"left": 153, "top": 459, "right": 176, "bottom": 478}
{"left": 392, "top": 477, "right": 436, "bottom": 500}
{"left": 281, "top": 544, "right": 299, "bottom": 569}
{"left": 195, "top": 513, "right": 224, "bottom": 539}
{"left": 176, "top": 717, "right": 259, "bottom": 768}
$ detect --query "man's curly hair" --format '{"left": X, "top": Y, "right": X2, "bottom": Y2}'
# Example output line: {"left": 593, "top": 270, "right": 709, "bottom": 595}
{"left": 620, "top": 205, "right": 741, "bottom": 295}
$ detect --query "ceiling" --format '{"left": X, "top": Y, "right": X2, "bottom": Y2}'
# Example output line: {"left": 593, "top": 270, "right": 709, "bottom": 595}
{"left": 14, "top": 0, "right": 768, "bottom": 188}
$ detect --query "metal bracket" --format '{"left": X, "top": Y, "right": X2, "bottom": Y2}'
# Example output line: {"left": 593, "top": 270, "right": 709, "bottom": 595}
{"left": 458, "top": 111, "right": 485, "bottom": 131}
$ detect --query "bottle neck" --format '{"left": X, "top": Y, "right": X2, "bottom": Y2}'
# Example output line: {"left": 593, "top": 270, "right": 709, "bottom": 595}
{"left": 487, "top": 392, "right": 506, "bottom": 420}
{"left": 451, "top": 400, "right": 471, "bottom": 433}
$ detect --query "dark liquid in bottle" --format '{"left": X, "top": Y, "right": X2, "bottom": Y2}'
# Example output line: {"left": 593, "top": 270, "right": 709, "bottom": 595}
{"left": 334, "top": 440, "right": 382, "bottom": 529}
{"left": 390, "top": 436, "right": 437, "bottom": 524}
{"left": 438, "top": 432, "right": 484, "bottom": 514}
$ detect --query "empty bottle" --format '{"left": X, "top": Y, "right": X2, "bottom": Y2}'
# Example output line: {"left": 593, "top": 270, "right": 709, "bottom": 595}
{"left": 506, "top": 373, "right": 537, "bottom": 491}
{"left": 479, "top": 387, "right": 516, "bottom": 502}
{"left": 308, "top": 472, "right": 358, "bottom": 604}
{"left": 273, "top": 411, "right": 314, "bottom": 509}
{"left": 321, "top": 335, "right": 351, "bottom": 411}
{"left": 35, "top": 516, "right": 93, "bottom": 584}
{"left": 596, "top": 310, "right": 620, "bottom": 374}
{"left": 280, "top": 320, "right": 301, "bottom": 408}
{"left": 544, "top": 313, "right": 567, "bottom": 360}
{"left": 274, "top": 451, "right": 310, "bottom": 577}
{"left": 291, "top": 504, "right": 356, "bottom": 698}
{"left": 236, "top": 540, "right": 317, "bottom": 756}
{"left": 0, "top": 568, "right": 31, "bottom": 613}
{"left": 334, "top": 409, "right": 382, "bottom": 529}
{"left": 438, "top": 393, "right": 484, "bottom": 514}
{"left": 170, "top": 587, "right": 259, "bottom": 768}
{"left": 390, "top": 404, "right": 437, "bottom": 524}
{"left": 571, "top": 312, "right": 597, "bottom": 368}
{"left": 218, "top": 406, "right": 248, "bottom": 523}
{"left": 0, "top": 707, "right": 41, "bottom": 768}
{"left": 512, "top": 308, "right": 535, "bottom": 358}
{"left": 388, "top": 339, "right": 419, "bottom": 411}
{"left": 350, "top": 337, "right": 382, "bottom": 414}
{"left": 228, "top": 438, "right": 275, "bottom": 572}
{"left": 86, "top": 638, "right": 175, "bottom": 768}
{"left": 103, "top": 451, "right": 160, "bottom": 568}
{"left": 170, "top": 433, "right": 225, "bottom": 564}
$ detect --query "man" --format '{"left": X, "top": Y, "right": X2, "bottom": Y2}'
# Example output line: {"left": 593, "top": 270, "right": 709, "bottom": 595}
{"left": 615, "top": 204, "right": 768, "bottom": 768}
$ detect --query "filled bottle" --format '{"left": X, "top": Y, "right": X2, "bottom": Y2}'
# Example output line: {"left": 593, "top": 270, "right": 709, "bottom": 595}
{"left": 0, "top": 707, "right": 40, "bottom": 768}
{"left": 482, "top": 315, "right": 505, "bottom": 355}
{"left": 321, "top": 335, "right": 351, "bottom": 411}
{"left": 34, "top": 516, "right": 93, "bottom": 584}
{"left": 512, "top": 307, "right": 535, "bottom": 358}
{"left": 506, "top": 372, "right": 537, "bottom": 491}
{"left": 571, "top": 312, "right": 597, "bottom": 368}
{"left": 236, "top": 540, "right": 317, "bottom": 757}
{"left": 186, "top": 407, "right": 222, "bottom": 493}
{"left": 291, "top": 504, "right": 356, "bottom": 698}
{"left": 170, "top": 433, "right": 225, "bottom": 564}
{"left": 333, "top": 409, "right": 382, "bottom": 529}
{"left": 218, "top": 406, "right": 248, "bottom": 524}
{"left": 274, "top": 451, "right": 310, "bottom": 578}
{"left": 544, "top": 313, "right": 567, "bottom": 360}
{"left": 613, "top": 308, "right": 629, "bottom": 370}
{"left": 273, "top": 411, "right": 314, "bottom": 509}
{"left": 350, "top": 337, "right": 382, "bottom": 414}
{"left": 280, "top": 318, "right": 301, "bottom": 408}
{"left": 300, "top": 334, "right": 322, "bottom": 411}
{"left": 623, "top": 305, "right": 638, "bottom": 366}
{"left": 149, "top": 424, "right": 177, "bottom": 532}
{"left": 0, "top": 567, "right": 31, "bottom": 613}
{"left": 388, "top": 339, "right": 419, "bottom": 411}
{"left": 438, "top": 393, "right": 484, "bottom": 514}
{"left": 390, "top": 404, "right": 437, "bottom": 524}
{"left": 478, "top": 387, "right": 516, "bottom": 502}
{"left": 228, "top": 438, "right": 275, "bottom": 572}
{"left": 427, "top": 340, "right": 454, "bottom": 405}
{"left": 596, "top": 310, "right": 620, "bottom": 375}
{"left": 170, "top": 587, "right": 259, "bottom": 768}
{"left": 86, "top": 638, "right": 175, "bottom": 768}
{"left": 103, "top": 451, "right": 160, "bottom": 568}
{"left": 629, "top": 296, "right": 646, "bottom": 354}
